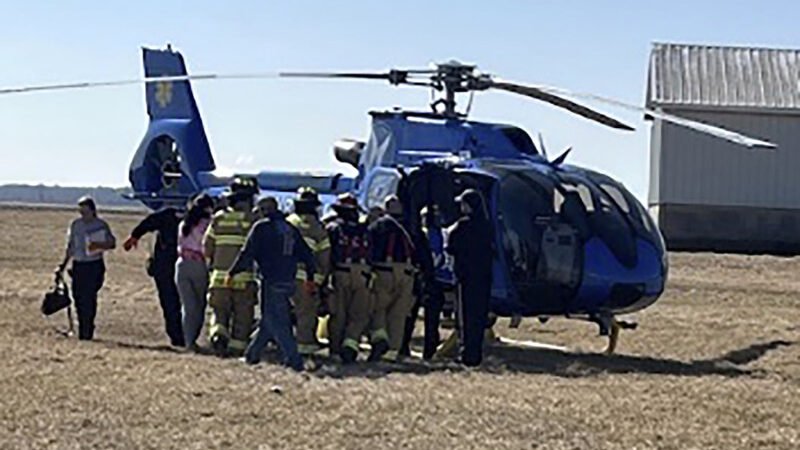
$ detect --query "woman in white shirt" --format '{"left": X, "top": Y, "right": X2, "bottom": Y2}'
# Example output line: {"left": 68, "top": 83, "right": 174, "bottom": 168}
{"left": 176, "top": 195, "right": 214, "bottom": 350}
{"left": 58, "top": 196, "right": 116, "bottom": 340}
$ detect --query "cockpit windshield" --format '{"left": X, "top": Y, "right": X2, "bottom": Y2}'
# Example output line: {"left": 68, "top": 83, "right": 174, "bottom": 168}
{"left": 584, "top": 170, "right": 662, "bottom": 252}
{"left": 494, "top": 167, "right": 663, "bottom": 311}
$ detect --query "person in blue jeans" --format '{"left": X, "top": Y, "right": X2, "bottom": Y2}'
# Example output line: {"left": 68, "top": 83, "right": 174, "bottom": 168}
{"left": 226, "top": 197, "right": 317, "bottom": 371}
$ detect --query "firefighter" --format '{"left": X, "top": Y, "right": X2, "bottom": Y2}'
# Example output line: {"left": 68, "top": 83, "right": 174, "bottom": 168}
{"left": 367, "top": 195, "right": 416, "bottom": 362}
{"left": 446, "top": 189, "right": 493, "bottom": 366}
{"left": 228, "top": 197, "right": 317, "bottom": 371}
{"left": 203, "top": 177, "right": 259, "bottom": 357}
{"left": 122, "top": 203, "right": 185, "bottom": 347}
{"left": 326, "top": 193, "right": 371, "bottom": 363}
{"left": 285, "top": 187, "right": 331, "bottom": 356}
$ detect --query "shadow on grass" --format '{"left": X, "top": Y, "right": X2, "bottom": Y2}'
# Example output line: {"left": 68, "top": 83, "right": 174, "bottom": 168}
{"left": 306, "top": 339, "right": 795, "bottom": 380}
{"left": 91, "top": 336, "right": 794, "bottom": 380}
{"left": 713, "top": 340, "right": 792, "bottom": 366}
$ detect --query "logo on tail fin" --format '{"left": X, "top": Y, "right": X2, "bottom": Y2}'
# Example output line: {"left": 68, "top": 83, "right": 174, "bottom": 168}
{"left": 155, "top": 81, "right": 173, "bottom": 108}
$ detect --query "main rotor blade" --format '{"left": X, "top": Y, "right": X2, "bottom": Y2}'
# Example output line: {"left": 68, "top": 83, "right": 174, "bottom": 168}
{"left": 523, "top": 84, "right": 777, "bottom": 149}
{"left": 490, "top": 80, "right": 635, "bottom": 131}
{"left": 0, "top": 72, "right": 280, "bottom": 96}
{"left": 280, "top": 71, "right": 391, "bottom": 79}
{"left": 280, "top": 70, "right": 414, "bottom": 85}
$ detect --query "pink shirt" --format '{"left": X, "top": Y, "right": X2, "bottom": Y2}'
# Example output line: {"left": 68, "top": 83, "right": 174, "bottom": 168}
{"left": 178, "top": 218, "right": 210, "bottom": 261}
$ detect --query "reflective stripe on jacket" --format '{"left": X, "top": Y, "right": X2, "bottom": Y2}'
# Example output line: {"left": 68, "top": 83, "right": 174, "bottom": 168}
{"left": 287, "top": 213, "right": 330, "bottom": 283}
{"left": 204, "top": 208, "right": 255, "bottom": 289}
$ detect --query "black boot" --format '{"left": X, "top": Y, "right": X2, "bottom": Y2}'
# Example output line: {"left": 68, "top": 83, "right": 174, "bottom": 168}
{"left": 368, "top": 340, "right": 389, "bottom": 362}
{"left": 211, "top": 334, "right": 229, "bottom": 357}
{"left": 341, "top": 347, "right": 358, "bottom": 364}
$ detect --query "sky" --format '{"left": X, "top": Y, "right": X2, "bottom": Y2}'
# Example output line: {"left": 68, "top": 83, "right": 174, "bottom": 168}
{"left": 0, "top": 0, "right": 798, "bottom": 202}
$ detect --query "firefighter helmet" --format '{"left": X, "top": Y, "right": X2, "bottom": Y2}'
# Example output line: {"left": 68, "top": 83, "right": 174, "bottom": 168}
{"left": 295, "top": 186, "right": 321, "bottom": 206}
{"left": 230, "top": 176, "right": 259, "bottom": 196}
{"left": 334, "top": 192, "right": 358, "bottom": 210}
{"left": 227, "top": 176, "right": 258, "bottom": 205}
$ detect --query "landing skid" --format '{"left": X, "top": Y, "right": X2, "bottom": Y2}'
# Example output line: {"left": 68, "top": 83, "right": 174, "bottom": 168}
{"left": 432, "top": 328, "right": 568, "bottom": 360}
{"left": 589, "top": 314, "right": 638, "bottom": 354}
{"left": 453, "top": 315, "right": 639, "bottom": 356}
{"left": 496, "top": 336, "right": 568, "bottom": 352}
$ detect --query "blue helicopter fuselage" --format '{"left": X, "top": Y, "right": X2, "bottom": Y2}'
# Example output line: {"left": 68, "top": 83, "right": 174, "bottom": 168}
{"left": 349, "top": 112, "right": 667, "bottom": 318}
{"left": 129, "top": 47, "right": 667, "bottom": 321}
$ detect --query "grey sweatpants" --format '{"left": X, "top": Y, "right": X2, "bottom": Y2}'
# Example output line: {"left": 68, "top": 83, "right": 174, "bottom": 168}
{"left": 175, "top": 258, "right": 209, "bottom": 346}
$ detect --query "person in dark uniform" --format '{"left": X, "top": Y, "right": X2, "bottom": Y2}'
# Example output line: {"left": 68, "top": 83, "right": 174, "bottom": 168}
{"left": 416, "top": 205, "right": 452, "bottom": 360}
{"left": 122, "top": 205, "right": 185, "bottom": 347}
{"left": 228, "top": 197, "right": 317, "bottom": 371}
{"left": 399, "top": 208, "right": 435, "bottom": 359}
{"left": 446, "top": 189, "right": 493, "bottom": 367}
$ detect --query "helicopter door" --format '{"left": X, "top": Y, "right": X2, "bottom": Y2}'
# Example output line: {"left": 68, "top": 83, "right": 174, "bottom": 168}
{"left": 493, "top": 169, "right": 588, "bottom": 314}
{"left": 399, "top": 166, "right": 497, "bottom": 291}
{"left": 398, "top": 165, "right": 459, "bottom": 230}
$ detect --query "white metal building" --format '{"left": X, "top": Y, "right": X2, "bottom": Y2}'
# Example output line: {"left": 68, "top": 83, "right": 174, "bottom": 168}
{"left": 647, "top": 42, "right": 800, "bottom": 254}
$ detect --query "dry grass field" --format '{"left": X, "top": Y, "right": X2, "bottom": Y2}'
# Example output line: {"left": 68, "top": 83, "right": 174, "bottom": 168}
{"left": 0, "top": 206, "right": 798, "bottom": 449}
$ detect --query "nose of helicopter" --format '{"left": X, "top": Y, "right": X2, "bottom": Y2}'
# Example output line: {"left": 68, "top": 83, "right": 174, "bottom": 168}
{"left": 491, "top": 162, "right": 669, "bottom": 317}
{"left": 573, "top": 237, "right": 666, "bottom": 314}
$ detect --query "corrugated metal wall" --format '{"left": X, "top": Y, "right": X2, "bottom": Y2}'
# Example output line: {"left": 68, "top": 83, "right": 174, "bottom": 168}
{"left": 650, "top": 109, "right": 800, "bottom": 209}
{"left": 648, "top": 43, "right": 800, "bottom": 110}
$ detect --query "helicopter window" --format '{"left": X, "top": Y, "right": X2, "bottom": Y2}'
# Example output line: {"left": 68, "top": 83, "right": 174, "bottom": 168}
{"left": 612, "top": 186, "right": 663, "bottom": 253}
{"left": 555, "top": 183, "right": 595, "bottom": 213}
{"left": 600, "top": 184, "right": 630, "bottom": 213}
{"left": 617, "top": 186, "right": 656, "bottom": 236}
{"left": 634, "top": 200, "right": 653, "bottom": 233}
{"left": 587, "top": 170, "right": 660, "bottom": 243}
{"left": 558, "top": 175, "right": 638, "bottom": 266}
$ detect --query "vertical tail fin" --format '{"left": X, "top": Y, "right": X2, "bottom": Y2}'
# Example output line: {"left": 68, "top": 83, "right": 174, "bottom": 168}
{"left": 129, "top": 46, "right": 216, "bottom": 209}
{"left": 143, "top": 46, "right": 203, "bottom": 120}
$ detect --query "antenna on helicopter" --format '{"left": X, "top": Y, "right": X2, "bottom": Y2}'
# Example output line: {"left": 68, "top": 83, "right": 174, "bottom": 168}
{"left": 537, "top": 132, "right": 572, "bottom": 166}
{"left": 537, "top": 132, "right": 549, "bottom": 160}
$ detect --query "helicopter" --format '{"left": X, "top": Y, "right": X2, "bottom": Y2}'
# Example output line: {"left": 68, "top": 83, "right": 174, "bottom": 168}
{"left": 1, "top": 46, "right": 774, "bottom": 353}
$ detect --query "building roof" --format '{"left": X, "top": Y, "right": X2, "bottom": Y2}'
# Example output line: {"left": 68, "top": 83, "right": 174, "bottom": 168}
{"left": 647, "top": 42, "right": 800, "bottom": 111}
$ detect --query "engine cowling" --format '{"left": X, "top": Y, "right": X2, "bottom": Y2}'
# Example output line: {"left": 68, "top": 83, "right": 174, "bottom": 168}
{"left": 333, "top": 138, "right": 365, "bottom": 168}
